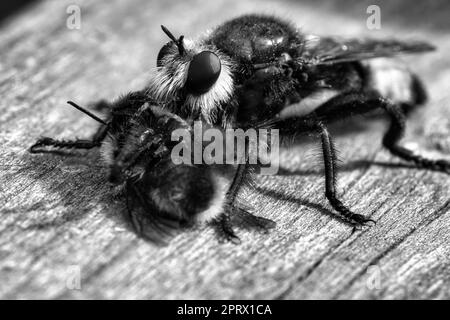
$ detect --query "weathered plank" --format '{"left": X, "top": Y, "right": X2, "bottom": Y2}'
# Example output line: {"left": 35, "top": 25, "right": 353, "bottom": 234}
{"left": 0, "top": 0, "right": 449, "bottom": 299}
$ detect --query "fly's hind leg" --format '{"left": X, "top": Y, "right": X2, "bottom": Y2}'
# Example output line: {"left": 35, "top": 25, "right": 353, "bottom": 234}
{"left": 274, "top": 90, "right": 448, "bottom": 229}
{"left": 316, "top": 121, "right": 375, "bottom": 227}
{"left": 29, "top": 124, "right": 108, "bottom": 154}
{"left": 381, "top": 102, "right": 450, "bottom": 173}
{"left": 311, "top": 91, "right": 449, "bottom": 173}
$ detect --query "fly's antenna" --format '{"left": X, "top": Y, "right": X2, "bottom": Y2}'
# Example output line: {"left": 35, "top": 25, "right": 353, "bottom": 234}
{"left": 161, "top": 25, "right": 185, "bottom": 56}
{"left": 66, "top": 101, "right": 108, "bottom": 126}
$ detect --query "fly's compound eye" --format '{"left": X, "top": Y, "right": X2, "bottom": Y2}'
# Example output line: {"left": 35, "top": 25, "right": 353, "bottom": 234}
{"left": 157, "top": 42, "right": 174, "bottom": 67}
{"left": 185, "top": 51, "right": 221, "bottom": 95}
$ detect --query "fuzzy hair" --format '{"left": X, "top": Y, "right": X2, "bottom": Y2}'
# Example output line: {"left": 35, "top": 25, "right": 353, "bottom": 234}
{"left": 146, "top": 37, "right": 235, "bottom": 124}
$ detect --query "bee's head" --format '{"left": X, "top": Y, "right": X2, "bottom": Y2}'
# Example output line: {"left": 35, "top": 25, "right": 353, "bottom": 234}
{"left": 147, "top": 25, "right": 234, "bottom": 123}
{"left": 107, "top": 103, "right": 189, "bottom": 184}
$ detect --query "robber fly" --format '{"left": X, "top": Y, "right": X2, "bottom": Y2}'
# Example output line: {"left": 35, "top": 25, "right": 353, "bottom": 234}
{"left": 30, "top": 14, "right": 450, "bottom": 243}
{"left": 147, "top": 14, "right": 449, "bottom": 233}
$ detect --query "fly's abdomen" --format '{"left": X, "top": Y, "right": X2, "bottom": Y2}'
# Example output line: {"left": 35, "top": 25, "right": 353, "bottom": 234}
{"left": 363, "top": 58, "right": 427, "bottom": 107}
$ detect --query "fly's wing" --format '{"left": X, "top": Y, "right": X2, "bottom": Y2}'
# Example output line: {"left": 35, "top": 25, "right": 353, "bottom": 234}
{"left": 299, "top": 35, "right": 436, "bottom": 66}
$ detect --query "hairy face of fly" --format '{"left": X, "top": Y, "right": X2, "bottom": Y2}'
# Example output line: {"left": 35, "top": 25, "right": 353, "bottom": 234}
{"left": 147, "top": 31, "right": 234, "bottom": 124}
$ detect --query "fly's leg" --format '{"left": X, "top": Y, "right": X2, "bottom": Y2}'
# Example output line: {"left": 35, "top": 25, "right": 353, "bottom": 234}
{"left": 317, "top": 121, "right": 375, "bottom": 227}
{"left": 214, "top": 210, "right": 241, "bottom": 245}
{"left": 273, "top": 90, "right": 448, "bottom": 228}
{"left": 315, "top": 92, "right": 450, "bottom": 173}
{"left": 279, "top": 89, "right": 449, "bottom": 174}
{"left": 29, "top": 124, "right": 108, "bottom": 154}
{"left": 382, "top": 102, "right": 450, "bottom": 173}
{"left": 213, "top": 162, "right": 248, "bottom": 245}
{"left": 213, "top": 143, "right": 276, "bottom": 244}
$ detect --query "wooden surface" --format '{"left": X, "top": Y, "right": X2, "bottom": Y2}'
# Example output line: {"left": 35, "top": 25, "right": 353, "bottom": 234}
{"left": 0, "top": 0, "right": 449, "bottom": 299}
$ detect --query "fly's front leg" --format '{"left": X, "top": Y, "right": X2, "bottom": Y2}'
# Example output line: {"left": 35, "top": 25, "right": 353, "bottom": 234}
{"left": 213, "top": 142, "right": 276, "bottom": 244}
{"left": 29, "top": 124, "right": 108, "bottom": 154}
{"left": 316, "top": 121, "right": 375, "bottom": 227}
{"left": 382, "top": 102, "right": 450, "bottom": 173}
{"left": 212, "top": 162, "right": 248, "bottom": 244}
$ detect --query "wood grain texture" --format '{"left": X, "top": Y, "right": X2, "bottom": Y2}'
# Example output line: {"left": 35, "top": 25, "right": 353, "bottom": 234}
{"left": 0, "top": 0, "right": 449, "bottom": 299}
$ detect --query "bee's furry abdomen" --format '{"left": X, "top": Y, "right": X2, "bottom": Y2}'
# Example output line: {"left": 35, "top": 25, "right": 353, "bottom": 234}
{"left": 126, "top": 162, "right": 232, "bottom": 243}
{"left": 145, "top": 164, "right": 217, "bottom": 223}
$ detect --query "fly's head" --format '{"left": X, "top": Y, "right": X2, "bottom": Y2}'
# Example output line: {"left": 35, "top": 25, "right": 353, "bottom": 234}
{"left": 147, "top": 25, "right": 235, "bottom": 123}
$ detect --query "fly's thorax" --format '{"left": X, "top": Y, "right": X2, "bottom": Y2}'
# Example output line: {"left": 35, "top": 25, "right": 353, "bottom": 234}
{"left": 208, "top": 14, "right": 300, "bottom": 64}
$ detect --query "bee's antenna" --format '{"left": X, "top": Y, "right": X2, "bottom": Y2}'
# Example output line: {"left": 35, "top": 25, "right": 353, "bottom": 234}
{"left": 161, "top": 25, "right": 185, "bottom": 55}
{"left": 66, "top": 101, "right": 108, "bottom": 126}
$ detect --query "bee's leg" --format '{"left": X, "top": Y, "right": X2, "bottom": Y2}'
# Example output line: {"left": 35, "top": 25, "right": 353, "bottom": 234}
{"left": 29, "top": 124, "right": 108, "bottom": 154}
{"left": 316, "top": 121, "right": 375, "bottom": 227}
{"left": 381, "top": 102, "right": 450, "bottom": 173}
